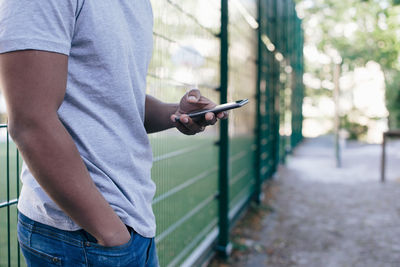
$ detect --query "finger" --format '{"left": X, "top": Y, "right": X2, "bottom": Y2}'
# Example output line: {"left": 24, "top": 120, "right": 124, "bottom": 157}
{"left": 205, "top": 112, "right": 214, "bottom": 121}
{"left": 183, "top": 116, "right": 206, "bottom": 133}
{"left": 178, "top": 114, "right": 190, "bottom": 124}
{"left": 196, "top": 95, "right": 216, "bottom": 106}
{"left": 205, "top": 112, "right": 217, "bottom": 125}
{"left": 177, "top": 114, "right": 201, "bottom": 131}
{"left": 217, "top": 111, "right": 229, "bottom": 120}
{"left": 173, "top": 114, "right": 196, "bottom": 135}
{"left": 176, "top": 118, "right": 201, "bottom": 135}
{"left": 187, "top": 89, "right": 201, "bottom": 103}
{"left": 171, "top": 114, "right": 178, "bottom": 122}
{"left": 176, "top": 123, "right": 196, "bottom": 135}
{"left": 171, "top": 114, "right": 188, "bottom": 123}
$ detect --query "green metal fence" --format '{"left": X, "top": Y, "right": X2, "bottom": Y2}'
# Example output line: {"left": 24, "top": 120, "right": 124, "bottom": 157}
{"left": 149, "top": 1, "right": 221, "bottom": 266}
{"left": 0, "top": 0, "right": 304, "bottom": 266}
{"left": 0, "top": 125, "right": 23, "bottom": 267}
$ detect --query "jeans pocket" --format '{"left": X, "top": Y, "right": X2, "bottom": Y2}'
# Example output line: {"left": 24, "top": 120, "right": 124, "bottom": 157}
{"left": 84, "top": 229, "right": 136, "bottom": 252}
{"left": 17, "top": 220, "right": 63, "bottom": 266}
{"left": 85, "top": 232, "right": 156, "bottom": 267}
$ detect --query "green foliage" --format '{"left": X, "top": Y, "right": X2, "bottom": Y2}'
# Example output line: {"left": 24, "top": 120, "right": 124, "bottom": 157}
{"left": 299, "top": 0, "right": 400, "bottom": 129}
{"left": 341, "top": 114, "right": 369, "bottom": 140}
{"left": 384, "top": 70, "right": 400, "bottom": 128}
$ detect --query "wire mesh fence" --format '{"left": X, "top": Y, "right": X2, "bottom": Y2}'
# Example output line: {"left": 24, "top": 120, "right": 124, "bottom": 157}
{"left": 0, "top": 0, "right": 303, "bottom": 266}
{"left": 0, "top": 125, "right": 23, "bottom": 267}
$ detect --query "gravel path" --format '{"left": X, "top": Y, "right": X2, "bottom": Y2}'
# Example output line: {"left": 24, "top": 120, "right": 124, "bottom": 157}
{"left": 210, "top": 136, "right": 400, "bottom": 267}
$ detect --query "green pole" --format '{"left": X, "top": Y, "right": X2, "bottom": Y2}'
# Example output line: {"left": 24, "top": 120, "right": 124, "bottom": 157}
{"left": 217, "top": 0, "right": 231, "bottom": 258}
{"left": 254, "top": 0, "right": 263, "bottom": 204}
{"left": 272, "top": 0, "right": 280, "bottom": 172}
{"left": 290, "top": 5, "right": 296, "bottom": 149}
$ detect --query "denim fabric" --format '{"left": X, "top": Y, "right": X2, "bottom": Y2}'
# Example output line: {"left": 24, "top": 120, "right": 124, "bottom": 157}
{"left": 17, "top": 212, "right": 159, "bottom": 267}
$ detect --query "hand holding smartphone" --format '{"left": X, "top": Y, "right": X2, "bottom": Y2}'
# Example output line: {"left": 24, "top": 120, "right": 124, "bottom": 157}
{"left": 175, "top": 99, "right": 249, "bottom": 122}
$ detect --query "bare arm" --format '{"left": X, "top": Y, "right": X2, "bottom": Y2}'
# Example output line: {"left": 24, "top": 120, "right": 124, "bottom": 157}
{"left": 144, "top": 94, "right": 178, "bottom": 133}
{"left": 0, "top": 50, "right": 129, "bottom": 246}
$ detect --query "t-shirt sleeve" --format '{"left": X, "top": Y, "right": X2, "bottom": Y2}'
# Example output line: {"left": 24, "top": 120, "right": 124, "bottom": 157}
{"left": 0, "top": 0, "right": 81, "bottom": 56}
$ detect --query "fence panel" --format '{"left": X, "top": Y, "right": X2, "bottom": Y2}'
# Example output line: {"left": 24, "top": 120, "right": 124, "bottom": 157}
{"left": 149, "top": 1, "right": 221, "bottom": 266}
{"left": 0, "top": 125, "right": 24, "bottom": 267}
{"left": 259, "top": 0, "right": 277, "bottom": 180}
{"left": 227, "top": 0, "right": 258, "bottom": 220}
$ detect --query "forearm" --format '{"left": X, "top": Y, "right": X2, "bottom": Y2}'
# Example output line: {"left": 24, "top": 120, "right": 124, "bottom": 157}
{"left": 11, "top": 116, "right": 128, "bottom": 245}
{"left": 144, "top": 94, "right": 178, "bottom": 133}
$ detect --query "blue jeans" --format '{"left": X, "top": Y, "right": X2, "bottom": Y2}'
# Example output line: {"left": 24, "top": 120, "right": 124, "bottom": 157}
{"left": 17, "top": 212, "right": 159, "bottom": 267}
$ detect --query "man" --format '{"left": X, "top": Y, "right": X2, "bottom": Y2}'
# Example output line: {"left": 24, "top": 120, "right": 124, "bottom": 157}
{"left": 0, "top": 1, "right": 226, "bottom": 266}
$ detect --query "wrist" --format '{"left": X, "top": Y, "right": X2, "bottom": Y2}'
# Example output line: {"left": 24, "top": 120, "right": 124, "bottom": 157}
{"left": 96, "top": 224, "right": 130, "bottom": 247}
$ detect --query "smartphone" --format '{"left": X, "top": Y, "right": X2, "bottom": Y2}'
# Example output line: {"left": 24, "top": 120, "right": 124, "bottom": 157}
{"left": 175, "top": 99, "right": 249, "bottom": 122}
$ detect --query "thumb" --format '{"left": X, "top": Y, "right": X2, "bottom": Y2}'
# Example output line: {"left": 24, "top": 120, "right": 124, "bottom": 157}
{"left": 186, "top": 89, "right": 201, "bottom": 103}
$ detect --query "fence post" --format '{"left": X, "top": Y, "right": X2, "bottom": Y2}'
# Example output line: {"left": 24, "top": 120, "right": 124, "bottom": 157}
{"left": 217, "top": 0, "right": 231, "bottom": 258}
{"left": 381, "top": 132, "right": 386, "bottom": 182}
{"left": 271, "top": 0, "right": 280, "bottom": 172}
{"left": 255, "top": 0, "right": 263, "bottom": 204}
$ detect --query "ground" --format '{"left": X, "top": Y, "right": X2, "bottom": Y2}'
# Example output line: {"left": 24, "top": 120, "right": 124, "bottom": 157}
{"left": 209, "top": 136, "right": 400, "bottom": 267}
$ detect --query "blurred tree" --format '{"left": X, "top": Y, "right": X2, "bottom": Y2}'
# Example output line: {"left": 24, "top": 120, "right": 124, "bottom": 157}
{"left": 297, "top": 0, "right": 400, "bottom": 129}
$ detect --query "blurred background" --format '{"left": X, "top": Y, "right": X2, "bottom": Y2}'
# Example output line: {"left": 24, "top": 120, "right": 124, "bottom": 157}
{"left": 298, "top": 0, "right": 399, "bottom": 143}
